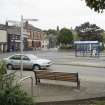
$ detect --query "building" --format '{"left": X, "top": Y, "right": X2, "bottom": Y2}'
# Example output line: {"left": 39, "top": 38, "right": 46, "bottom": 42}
{"left": 0, "top": 24, "right": 7, "bottom": 52}
{"left": 24, "top": 21, "right": 44, "bottom": 50}
{"left": 0, "top": 21, "right": 44, "bottom": 52}
{"left": 7, "top": 26, "right": 29, "bottom": 51}
{"left": 42, "top": 33, "right": 49, "bottom": 49}
{"left": 0, "top": 29, "right": 7, "bottom": 52}
{"left": 46, "top": 34, "right": 57, "bottom": 48}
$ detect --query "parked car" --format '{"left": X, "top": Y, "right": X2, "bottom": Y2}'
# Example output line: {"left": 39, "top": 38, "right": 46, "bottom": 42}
{"left": 3, "top": 54, "right": 52, "bottom": 70}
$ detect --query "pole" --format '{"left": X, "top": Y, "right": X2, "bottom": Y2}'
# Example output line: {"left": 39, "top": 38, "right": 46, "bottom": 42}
{"left": 20, "top": 15, "right": 23, "bottom": 78}
{"left": 20, "top": 16, "right": 38, "bottom": 78}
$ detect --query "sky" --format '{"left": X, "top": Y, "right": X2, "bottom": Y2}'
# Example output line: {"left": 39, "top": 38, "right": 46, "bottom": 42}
{"left": 0, "top": 0, "right": 105, "bottom": 30}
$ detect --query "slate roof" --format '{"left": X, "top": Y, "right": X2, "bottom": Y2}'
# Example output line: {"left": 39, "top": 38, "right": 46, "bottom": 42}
{"left": 0, "top": 24, "right": 6, "bottom": 30}
{"left": 7, "top": 26, "right": 21, "bottom": 35}
{"left": 24, "top": 23, "right": 42, "bottom": 32}
{"left": 0, "top": 23, "right": 42, "bottom": 35}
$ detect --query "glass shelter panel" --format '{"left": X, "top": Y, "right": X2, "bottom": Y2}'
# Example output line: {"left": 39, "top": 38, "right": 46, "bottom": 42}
{"left": 74, "top": 41, "right": 100, "bottom": 57}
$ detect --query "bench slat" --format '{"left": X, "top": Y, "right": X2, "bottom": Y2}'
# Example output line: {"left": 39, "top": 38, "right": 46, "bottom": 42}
{"left": 33, "top": 70, "right": 80, "bottom": 88}
{"left": 37, "top": 75, "right": 55, "bottom": 80}
{"left": 55, "top": 77, "right": 77, "bottom": 81}
{"left": 54, "top": 72, "right": 77, "bottom": 75}
{"left": 55, "top": 75, "right": 77, "bottom": 78}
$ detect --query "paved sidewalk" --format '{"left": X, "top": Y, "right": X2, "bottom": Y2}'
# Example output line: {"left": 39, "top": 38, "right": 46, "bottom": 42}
{"left": 22, "top": 79, "right": 105, "bottom": 103}
{"left": 52, "top": 54, "right": 105, "bottom": 68}
{"left": 9, "top": 70, "right": 105, "bottom": 103}
{"left": 14, "top": 71, "right": 105, "bottom": 103}
{"left": 54, "top": 59, "right": 105, "bottom": 68}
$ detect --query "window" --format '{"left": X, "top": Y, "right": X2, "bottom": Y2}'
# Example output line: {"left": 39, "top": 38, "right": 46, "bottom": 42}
{"left": 10, "top": 55, "right": 21, "bottom": 60}
{"left": 23, "top": 56, "right": 30, "bottom": 60}
{"left": 15, "top": 35, "right": 20, "bottom": 40}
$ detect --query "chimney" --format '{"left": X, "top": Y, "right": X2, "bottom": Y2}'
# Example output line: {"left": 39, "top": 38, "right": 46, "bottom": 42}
{"left": 5, "top": 21, "right": 8, "bottom": 26}
{"left": 5, "top": 21, "right": 8, "bottom": 30}
{"left": 25, "top": 21, "right": 28, "bottom": 29}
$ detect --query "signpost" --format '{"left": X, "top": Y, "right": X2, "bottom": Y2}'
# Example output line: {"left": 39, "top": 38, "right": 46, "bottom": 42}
{"left": 8, "top": 16, "right": 38, "bottom": 78}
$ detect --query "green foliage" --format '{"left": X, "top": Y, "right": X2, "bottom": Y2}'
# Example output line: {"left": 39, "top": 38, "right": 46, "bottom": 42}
{"left": 58, "top": 28, "right": 73, "bottom": 45}
{"left": 75, "top": 22, "right": 104, "bottom": 42}
{"left": 73, "top": 31, "right": 81, "bottom": 41}
{"left": 0, "top": 85, "right": 34, "bottom": 105}
{"left": 0, "top": 60, "right": 7, "bottom": 88}
{"left": 102, "top": 32, "right": 105, "bottom": 43}
{"left": 59, "top": 44, "right": 73, "bottom": 49}
{"left": 100, "top": 42, "right": 104, "bottom": 51}
{"left": 95, "top": 101, "right": 105, "bottom": 105}
{"left": 0, "top": 60, "right": 7, "bottom": 77}
{"left": 0, "top": 61, "right": 35, "bottom": 105}
{"left": 45, "top": 29, "right": 58, "bottom": 36}
{"left": 84, "top": 0, "right": 105, "bottom": 13}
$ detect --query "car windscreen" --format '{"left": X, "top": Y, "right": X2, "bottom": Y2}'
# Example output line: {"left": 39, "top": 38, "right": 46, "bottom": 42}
{"left": 9, "top": 55, "right": 21, "bottom": 60}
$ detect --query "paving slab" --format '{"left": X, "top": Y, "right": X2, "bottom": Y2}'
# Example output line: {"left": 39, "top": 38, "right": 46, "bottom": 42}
{"left": 21, "top": 78, "right": 105, "bottom": 103}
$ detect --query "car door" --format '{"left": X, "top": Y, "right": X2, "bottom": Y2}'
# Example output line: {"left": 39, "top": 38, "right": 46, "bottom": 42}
{"left": 9, "top": 55, "right": 21, "bottom": 69}
{"left": 22, "top": 55, "right": 32, "bottom": 69}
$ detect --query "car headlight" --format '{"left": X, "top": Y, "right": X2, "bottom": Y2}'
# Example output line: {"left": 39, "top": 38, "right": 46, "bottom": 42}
{"left": 42, "top": 62, "right": 52, "bottom": 65}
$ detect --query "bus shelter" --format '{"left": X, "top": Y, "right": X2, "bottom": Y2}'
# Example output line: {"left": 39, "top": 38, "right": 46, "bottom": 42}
{"left": 74, "top": 41, "right": 100, "bottom": 57}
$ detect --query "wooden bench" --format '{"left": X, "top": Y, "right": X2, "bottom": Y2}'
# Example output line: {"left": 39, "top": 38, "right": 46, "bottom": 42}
{"left": 33, "top": 70, "right": 80, "bottom": 88}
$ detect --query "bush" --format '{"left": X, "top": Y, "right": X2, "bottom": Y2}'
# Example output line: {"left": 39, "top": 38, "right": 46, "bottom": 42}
{"left": 0, "top": 61, "right": 35, "bottom": 105}
{"left": 0, "top": 60, "right": 7, "bottom": 77}
{"left": 0, "top": 85, "right": 34, "bottom": 105}
{"left": 95, "top": 101, "right": 105, "bottom": 105}
{"left": 59, "top": 44, "right": 73, "bottom": 49}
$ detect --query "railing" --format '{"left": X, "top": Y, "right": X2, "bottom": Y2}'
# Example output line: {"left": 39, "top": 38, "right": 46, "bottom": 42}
{"left": 0, "top": 71, "right": 17, "bottom": 89}
{"left": 1, "top": 71, "right": 34, "bottom": 97}
{"left": 18, "top": 76, "right": 34, "bottom": 96}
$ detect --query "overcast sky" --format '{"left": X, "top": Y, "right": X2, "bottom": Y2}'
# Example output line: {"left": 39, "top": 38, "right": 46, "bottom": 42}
{"left": 0, "top": 0, "right": 105, "bottom": 30}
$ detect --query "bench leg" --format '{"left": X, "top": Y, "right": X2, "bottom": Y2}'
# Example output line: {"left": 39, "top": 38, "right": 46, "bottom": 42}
{"left": 35, "top": 78, "right": 40, "bottom": 85}
{"left": 77, "top": 80, "right": 80, "bottom": 89}
{"left": 38, "top": 78, "right": 40, "bottom": 83}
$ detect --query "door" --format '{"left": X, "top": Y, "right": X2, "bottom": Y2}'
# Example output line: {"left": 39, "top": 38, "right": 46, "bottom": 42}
{"left": 22, "top": 55, "right": 32, "bottom": 69}
{"left": 9, "top": 55, "right": 21, "bottom": 69}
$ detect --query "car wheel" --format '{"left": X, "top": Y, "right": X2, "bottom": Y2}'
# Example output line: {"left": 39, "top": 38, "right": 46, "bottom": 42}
{"left": 33, "top": 64, "right": 40, "bottom": 70}
{"left": 7, "top": 64, "right": 13, "bottom": 70}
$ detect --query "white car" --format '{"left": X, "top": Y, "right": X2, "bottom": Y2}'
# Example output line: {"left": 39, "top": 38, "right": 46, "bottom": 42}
{"left": 3, "top": 54, "right": 52, "bottom": 70}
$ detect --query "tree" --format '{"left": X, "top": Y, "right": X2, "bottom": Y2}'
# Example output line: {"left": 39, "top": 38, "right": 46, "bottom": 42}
{"left": 43, "top": 29, "right": 58, "bottom": 48}
{"left": 84, "top": 0, "right": 105, "bottom": 13}
{"left": 75, "top": 22, "right": 104, "bottom": 42}
{"left": 44, "top": 29, "right": 58, "bottom": 36}
{"left": 72, "top": 30, "right": 81, "bottom": 41}
{"left": 102, "top": 32, "right": 105, "bottom": 43}
{"left": 58, "top": 28, "right": 73, "bottom": 45}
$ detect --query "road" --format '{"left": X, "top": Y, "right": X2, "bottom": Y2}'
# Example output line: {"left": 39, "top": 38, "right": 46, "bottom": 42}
{"left": 51, "top": 65, "right": 105, "bottom": 82}
{"left": 8, "top": 64, "right": 105, "bottom": 83}
{"left": 2, "top": 50, "right": 105, "bottom": 82}
{"left": 0, "top": 50, "right": 105, "bottom": 61}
